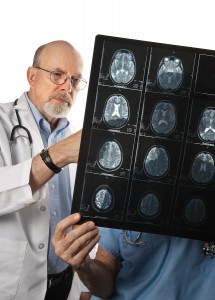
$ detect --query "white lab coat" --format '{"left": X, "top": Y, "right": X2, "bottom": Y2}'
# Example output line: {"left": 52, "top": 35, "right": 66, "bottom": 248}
{"left": 0, "top": 93, "right": 80, "bottom": 300}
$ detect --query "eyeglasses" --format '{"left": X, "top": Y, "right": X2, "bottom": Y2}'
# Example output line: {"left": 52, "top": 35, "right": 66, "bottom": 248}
{"left": 34, "top": 66, "right": 87, "bottom": 91}
{"left": 124, "top": 231, "right": 145, "bottom": 246}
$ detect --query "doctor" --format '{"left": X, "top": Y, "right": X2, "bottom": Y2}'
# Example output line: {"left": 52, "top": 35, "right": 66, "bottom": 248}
{"left": 0, "top": 40, "right": 100, "bottom": 300}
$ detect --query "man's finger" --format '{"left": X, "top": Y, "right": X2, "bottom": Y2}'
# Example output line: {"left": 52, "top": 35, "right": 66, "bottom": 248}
{"left": 53, "top": 213, "right": 81, "bottom": 240}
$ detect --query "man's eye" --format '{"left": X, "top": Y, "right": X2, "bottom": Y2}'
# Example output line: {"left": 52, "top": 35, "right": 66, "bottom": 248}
{"left": 52, "top": 72, "right": 63, "bottom": 78}
{"left": 73, "top": 78, "right": 80, "bottom": 82}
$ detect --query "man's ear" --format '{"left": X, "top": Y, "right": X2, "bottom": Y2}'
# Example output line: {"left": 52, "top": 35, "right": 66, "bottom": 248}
{"left": 27, "top": 67, "right": 35, "bottom": 87}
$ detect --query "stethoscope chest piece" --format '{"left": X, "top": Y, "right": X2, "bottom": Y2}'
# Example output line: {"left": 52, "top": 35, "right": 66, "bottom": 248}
{"left": 10, "top": 99, "right": 33, "bottom": 163}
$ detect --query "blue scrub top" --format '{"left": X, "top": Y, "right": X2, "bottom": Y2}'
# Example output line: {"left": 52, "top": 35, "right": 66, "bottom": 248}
{"left": 91, "top": 228, "right": 215, "bottom": 300}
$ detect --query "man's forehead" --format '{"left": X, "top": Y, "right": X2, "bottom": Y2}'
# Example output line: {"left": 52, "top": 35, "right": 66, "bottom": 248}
{"left": 41, "top": 42, "right": 76, "bottom": 58}
{"left": 37, "top": 42, "right": 83, "bottom": 74}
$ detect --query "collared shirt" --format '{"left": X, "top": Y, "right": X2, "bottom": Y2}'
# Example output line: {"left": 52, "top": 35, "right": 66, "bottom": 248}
{"left": 92, "top": 228, "right": 215, "bottom": 300}
{"left": 26, "top": 92, "right": 72, "bottom": 274}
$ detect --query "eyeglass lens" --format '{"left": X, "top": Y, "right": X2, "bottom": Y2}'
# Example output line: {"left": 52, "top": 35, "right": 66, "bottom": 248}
{"left": 50, "top": 71, "right": 86, "bottom": 90}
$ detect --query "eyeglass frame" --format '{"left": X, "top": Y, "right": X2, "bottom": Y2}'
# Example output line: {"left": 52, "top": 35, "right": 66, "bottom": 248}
{"left": 34, "top": 66, "right": 87, "bottom": 91}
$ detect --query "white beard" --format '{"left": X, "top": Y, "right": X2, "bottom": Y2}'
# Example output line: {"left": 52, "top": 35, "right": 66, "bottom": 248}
{"left": 43, "top": 102, "right": 70, "bottom": 118}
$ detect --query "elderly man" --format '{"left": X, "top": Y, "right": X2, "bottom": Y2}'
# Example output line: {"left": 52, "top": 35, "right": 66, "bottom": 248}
{"left": 0, "top": 40, "right": 98, "bottom": 300}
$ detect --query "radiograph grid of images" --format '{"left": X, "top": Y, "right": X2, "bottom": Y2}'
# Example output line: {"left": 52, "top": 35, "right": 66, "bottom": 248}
{"left": 140, "top": 92, "right": 190, "bottom": 140}
{"left": 146, "top": 47, "right": 196, "bottom": 96}
{"left": 195, "top": 54, "right": 215, "bottom": 95}
{"left": 73, "top": 35, "right": 215, "bottom": 240}
{"left": 98, "top": 41, "right": 148, "bottom": 90}
{"left": 92, "top": 85, "right": 142, "bottom": 134}
{"left": 79, "top": 173, "right": 129, "bottom": 220}
{"left": 126, "top": 180, "right": 175, "bottom": 226}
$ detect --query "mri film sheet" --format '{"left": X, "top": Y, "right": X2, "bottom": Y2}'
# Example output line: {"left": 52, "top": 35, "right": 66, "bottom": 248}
{"left": 72, "top": 35, "right": 215, "bottom": 241}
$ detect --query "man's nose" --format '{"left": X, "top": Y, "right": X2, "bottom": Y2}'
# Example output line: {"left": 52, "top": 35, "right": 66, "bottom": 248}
{"left": 61, "top": 78, "right": 73, "bottom": 93}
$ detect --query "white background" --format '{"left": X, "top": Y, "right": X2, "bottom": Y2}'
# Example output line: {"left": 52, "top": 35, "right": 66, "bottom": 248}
{"left": 0, "top": 0, "right": 214, "bottom": 128}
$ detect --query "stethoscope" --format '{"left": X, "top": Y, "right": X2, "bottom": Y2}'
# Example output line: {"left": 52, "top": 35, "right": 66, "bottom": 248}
{"left": 124, "top": 231, "right": 145, "bottom": 246}
{"left": 10, "top": 99, "right": 33, "bottom": 145}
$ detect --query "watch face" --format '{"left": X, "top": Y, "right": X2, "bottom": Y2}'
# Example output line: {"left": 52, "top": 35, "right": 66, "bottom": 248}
{"left": 72, "top": 35, "right": 215, "bottom": 241}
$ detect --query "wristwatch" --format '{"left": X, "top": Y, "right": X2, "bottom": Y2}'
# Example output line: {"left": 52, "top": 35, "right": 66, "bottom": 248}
{"left": 40, "top": 148, "right": 62, "bottom": 174}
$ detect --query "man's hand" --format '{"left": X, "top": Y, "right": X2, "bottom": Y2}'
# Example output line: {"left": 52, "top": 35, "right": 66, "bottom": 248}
{"left": 52, "top": 213, "right": 100, "bottom": 269}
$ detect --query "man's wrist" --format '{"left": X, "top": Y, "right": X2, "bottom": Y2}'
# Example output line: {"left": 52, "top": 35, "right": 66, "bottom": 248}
{"left": 40, "top": 148, "right": 62, "bottom": 174}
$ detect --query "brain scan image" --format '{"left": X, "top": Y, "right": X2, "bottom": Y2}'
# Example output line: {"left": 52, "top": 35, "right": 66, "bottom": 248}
{"left": 151, "top": 100, "right": 176, "bottom": 135}
{"left": 110, "top": 49, "right": 136, "bottom": 84}
{"left": 184, "top": 198, "right": 207, "bottom": 225}
{"left": 157, "top": 56, "right": 183, "bottom": 91}
{"left": 191, "top": 152, "right": 215, "bottom": 184}
{"left": 92, "top": 186, "right": 114, "bottom": 212}
{"left": 103, "top": 94, "right": 129, "bottom": 128}
{"left": 97, "top": 140, "right": 122, "bottom": 171}
{"left": 198, "top": 108, "right": 215, "bottom": 142}
{"left": 144, "top": 146, "right": 169, "bottom": 177}
{"left": 138, "top": 192, "right": 160, "bottom": 218}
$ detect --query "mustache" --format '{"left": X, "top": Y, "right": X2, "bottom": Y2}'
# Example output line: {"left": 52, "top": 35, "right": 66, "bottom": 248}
{"left": 48, "top": 92, "right": 72, "bottom": 104}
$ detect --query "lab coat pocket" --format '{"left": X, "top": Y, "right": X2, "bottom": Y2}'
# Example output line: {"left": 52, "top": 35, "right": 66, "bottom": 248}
{"left": 0, "top": 239, "right": 27, "bottom": 299}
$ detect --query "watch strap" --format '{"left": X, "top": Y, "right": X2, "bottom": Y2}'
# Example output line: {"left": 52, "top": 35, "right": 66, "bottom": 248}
{"left": 40, "top": 148, "right": 62, "bottom": 174}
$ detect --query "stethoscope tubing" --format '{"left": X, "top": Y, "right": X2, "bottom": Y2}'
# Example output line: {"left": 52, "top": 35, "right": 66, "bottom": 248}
{"left": 10, "top": 99, "right": 33, "bottom": 144}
